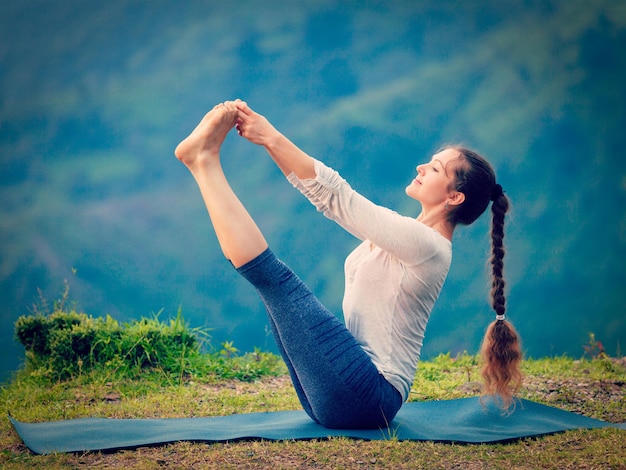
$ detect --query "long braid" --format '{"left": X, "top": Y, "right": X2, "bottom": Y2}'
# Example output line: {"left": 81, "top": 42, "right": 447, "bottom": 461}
{"left": 481, "top": 192, "right": 522, "bottom": 409}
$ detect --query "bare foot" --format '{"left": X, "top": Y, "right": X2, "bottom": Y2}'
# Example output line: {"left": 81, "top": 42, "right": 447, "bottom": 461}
{"left": 174, "top": 102, "right": 238, "bottom": 169}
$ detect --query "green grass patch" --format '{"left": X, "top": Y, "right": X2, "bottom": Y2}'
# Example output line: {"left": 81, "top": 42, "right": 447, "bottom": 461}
{"left": 14, "top": 306, "right": 285, "bottom": 385}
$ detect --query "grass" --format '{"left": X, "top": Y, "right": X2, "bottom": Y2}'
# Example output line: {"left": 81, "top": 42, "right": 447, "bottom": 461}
{"left": 2, "top": 310, "right": 625, "bottom": 468}
{"left": 1, "top": 352, "right": 624, "bottom": 469}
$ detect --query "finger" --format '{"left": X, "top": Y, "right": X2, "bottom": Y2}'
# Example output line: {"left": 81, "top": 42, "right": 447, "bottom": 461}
{"left": 234, "top": 100, "right": 253, "bottom": 116}
{"left": 235, "top": 107, "right": 251, "bottom": 123}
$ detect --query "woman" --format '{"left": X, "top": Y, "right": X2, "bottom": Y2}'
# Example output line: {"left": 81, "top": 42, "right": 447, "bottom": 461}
{"left": 174, "top": 100, "right": 522, "bottom": 429}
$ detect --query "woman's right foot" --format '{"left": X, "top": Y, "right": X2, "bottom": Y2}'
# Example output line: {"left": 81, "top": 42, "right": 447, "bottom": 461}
{"left": 174, "top": 102, "right": 238, "bottom": 170}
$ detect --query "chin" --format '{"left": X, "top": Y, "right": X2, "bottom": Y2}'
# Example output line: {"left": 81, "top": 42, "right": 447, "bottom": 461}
{"left": 405, "top": 186, "right": 419, "bottom": 201}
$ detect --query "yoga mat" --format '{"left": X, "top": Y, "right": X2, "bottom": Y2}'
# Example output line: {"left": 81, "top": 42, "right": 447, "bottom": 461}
{"left": 10, "top": 398, "right": 625, "bottom": 455}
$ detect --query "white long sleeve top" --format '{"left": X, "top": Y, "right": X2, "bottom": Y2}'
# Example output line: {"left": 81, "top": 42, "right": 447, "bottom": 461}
{"left": 287, "top": 159, "right": 452, "bottom": 401}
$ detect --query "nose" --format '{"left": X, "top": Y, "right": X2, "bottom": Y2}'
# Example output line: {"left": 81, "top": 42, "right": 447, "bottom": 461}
{"left": 416, "top": 164, "right": 425, "bottom": 175}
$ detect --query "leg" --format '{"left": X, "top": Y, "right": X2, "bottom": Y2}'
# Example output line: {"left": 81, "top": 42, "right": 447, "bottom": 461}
{"left": 238, "top": 249, "right": 403, "bottom": 429}
{"left": 264, "top": 314, "right": 317, "bottom": 420}
{"left": 174, "top": 102, "right": 268, "bottom": 268}
{"left": 176, "top": 103, "right": 401, "bottom": 428}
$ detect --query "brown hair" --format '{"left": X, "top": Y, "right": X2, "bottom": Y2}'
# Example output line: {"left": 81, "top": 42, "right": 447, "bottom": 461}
{"left": 447, "top": 146, "right": 523, "bottom": 408}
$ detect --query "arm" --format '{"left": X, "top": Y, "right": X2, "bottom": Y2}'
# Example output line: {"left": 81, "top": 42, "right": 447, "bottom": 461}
{"left": 289, "top": 159, "right": 449, "bottom": 266}
{"left": 235, "top": 100, "right": 316, "bottom": 179}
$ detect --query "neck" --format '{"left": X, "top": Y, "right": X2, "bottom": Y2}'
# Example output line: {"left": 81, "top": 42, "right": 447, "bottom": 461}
{"left": 417, "top": 210, "right": 455, "bottom": 241}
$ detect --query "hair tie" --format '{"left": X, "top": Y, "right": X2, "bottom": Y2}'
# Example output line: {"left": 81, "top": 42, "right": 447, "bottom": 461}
{"left": 496, "top": 314, "right": 505, "bottom": 321}
{"left": 490, "top": 183, "right": 504, "bottom": 202}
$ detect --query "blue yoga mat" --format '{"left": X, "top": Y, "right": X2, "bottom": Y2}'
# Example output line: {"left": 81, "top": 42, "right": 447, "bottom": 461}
{"left": 10, "top": 398, "right": 625, "bottom": 455}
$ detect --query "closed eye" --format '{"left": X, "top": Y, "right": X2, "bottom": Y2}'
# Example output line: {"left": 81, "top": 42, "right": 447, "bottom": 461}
{"left": 432, "top": 158, "right": 446, "bottom": 174}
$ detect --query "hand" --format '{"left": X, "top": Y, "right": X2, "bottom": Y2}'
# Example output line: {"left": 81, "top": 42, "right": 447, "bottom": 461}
{"left": 233, "top": 99, "right": 315, "bottom": 178}
{"left": 234, "top": 100, "right": 279, "bottom": 146}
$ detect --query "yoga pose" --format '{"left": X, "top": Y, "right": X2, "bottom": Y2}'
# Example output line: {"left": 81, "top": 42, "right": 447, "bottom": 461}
{"left": 175, "top": 100, "right": 522, "bottom": 429}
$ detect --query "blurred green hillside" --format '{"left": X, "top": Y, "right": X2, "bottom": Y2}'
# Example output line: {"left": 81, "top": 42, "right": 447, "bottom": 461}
{"left": 1, "top": 0, "right": 625, "bottom": 379}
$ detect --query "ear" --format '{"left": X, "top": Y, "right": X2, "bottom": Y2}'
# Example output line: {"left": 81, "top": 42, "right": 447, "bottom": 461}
{"left": 447, "top": 191, "right": 465, "bottom": 207}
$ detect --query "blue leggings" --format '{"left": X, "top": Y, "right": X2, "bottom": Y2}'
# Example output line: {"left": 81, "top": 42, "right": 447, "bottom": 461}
{"left": 236, "top": 248, "right": 402, "bottom": 429}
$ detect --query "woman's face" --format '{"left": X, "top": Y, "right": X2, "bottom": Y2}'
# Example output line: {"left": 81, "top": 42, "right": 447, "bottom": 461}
{"left": 405, "top": 148, "right": 462, "bottom": 207}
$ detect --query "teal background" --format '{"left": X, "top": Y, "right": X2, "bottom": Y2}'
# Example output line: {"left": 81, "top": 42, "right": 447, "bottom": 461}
{"left": 1, "top": 0, "right": 625, "bottom": 379}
